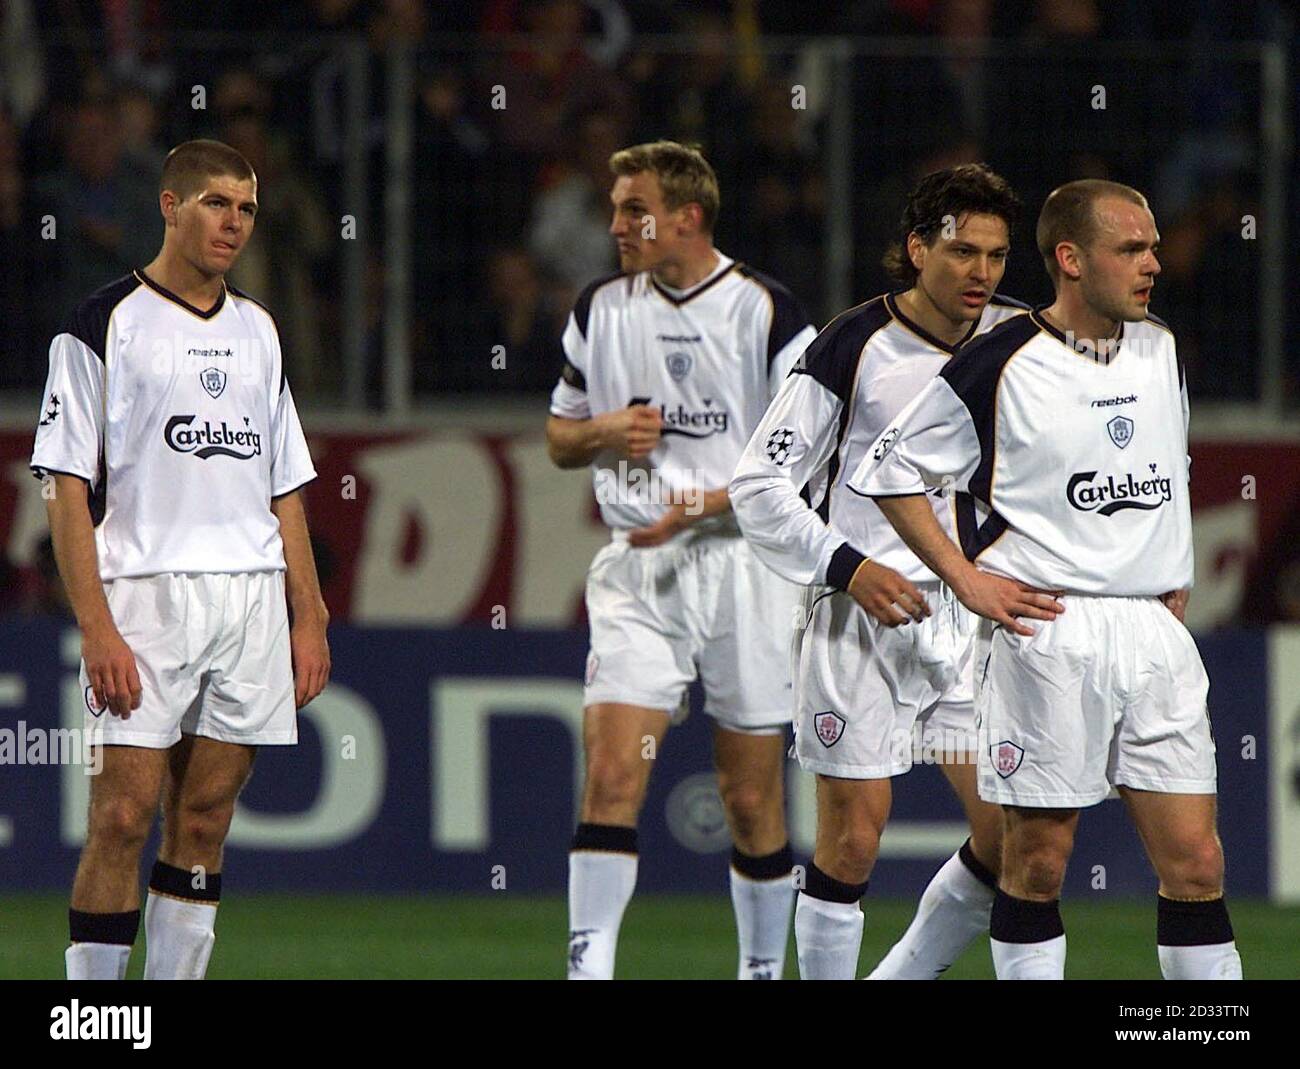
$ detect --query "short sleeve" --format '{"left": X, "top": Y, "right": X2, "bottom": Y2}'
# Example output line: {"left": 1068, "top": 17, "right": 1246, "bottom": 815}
{"left": 269, "top": 378, "right": 316, "bottom": 497}
{"left": 31, "top": 332, "right": 105, "bottom": 484}
{"left": 549, "top": 310, "right": 592, "bottom": 419}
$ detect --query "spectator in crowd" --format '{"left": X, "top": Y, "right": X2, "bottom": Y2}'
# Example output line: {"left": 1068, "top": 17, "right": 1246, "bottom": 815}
{"left": 528, "top": 105, "right": 622, "bottom": 310}
{"left": 213, "top": 67, "right": 334, "bottom": 397}
{"left": 481, "top": 0, "right": 630, "bottom": 165}
{"left": 0, "top": 107, "right": 46, "bottom": 388}
{"left": 731, "top": 78, "right": 823, "bottom": 312}
{"left": 32, "top": 96, "right": 159, "bottom": 320}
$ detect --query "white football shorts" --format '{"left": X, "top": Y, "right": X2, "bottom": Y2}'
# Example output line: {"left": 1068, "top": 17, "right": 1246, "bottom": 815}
{"left": 582, "top": 529, "right": 800, "bottom": 733}
{"left": 81, "top": 571, "right": 297, "bottom": 748}
{"left": 976, "top": 593, "right": 1216, "bottom": 807}
{"left": 793, "top": 580, "right": 978, "bottom": 778}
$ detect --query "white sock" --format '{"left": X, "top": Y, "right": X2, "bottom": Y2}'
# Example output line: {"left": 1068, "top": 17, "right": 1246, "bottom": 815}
{"left": 1156, "top": 895, "right": 1242, "bottom": 979}
{"left": 730, "top": 848, "right": 795, "bottom": 979}
{"left": 795, "top": 893, "right": 864, "bottom": 980}
{"left": 991, "top": 935, "right": 1066, "bottom": 979}
{"left": 66, "top": 943, "right": 132, "bottom": 980}
{"left": 568, "top": 831, "right": 638, "bottom": 980}
{"left": 143, "top": 892, "right": 218, "bottom": 980}
{"left": 1158, "top": 942, "right": 1242, "bottom": 979}
{"left": 868, "top": 842, "right": 996, "bottom": 979}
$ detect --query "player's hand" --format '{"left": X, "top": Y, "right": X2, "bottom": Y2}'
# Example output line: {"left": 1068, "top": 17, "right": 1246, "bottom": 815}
{"left": 81, "top": 625, "right": 142, "bottom": 719}
{"left": 1160, "top": 588, "right": 1189, "bottom": 623}
{"left": 847, "top": 559, "right": 931, "bottom": 627}
{"left": 599, "top": 404, "right": 662, "bottom": 460}
{"left": 955, "top": 569, "right": 1063, "bottom": 637}
{"left": 290, "top": 608, "right": 331, "bottom": 708}
{"left": 627, "top": 503, "right": 692, "bottom": 547}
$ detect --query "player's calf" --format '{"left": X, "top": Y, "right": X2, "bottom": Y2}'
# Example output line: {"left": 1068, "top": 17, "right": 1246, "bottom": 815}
{"left": 568, "top": 704, "right": 668, "bottom": 979}
{"left": 67, "top": 746, "right": 168, "bottom": 979}
{"left": 714, "top": 727, "right": 793, "bottom": 979}
{"left": 990, "top": 807, "right": 1078, "bottom": 980}
{"left": 795, "top": 776, "right": 889, "bottom": 979}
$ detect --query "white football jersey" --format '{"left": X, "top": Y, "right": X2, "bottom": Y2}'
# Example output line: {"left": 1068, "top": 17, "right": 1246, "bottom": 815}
{"left": 549, "top": 252, "right": 816, "bottom": 532}
{"left": 730, "top": 291, "right": 1028, "bottom": 588}
{"left": 851, "top": 309, "right": 1193, "bottom": 595}
{"left": 31, "top": 270, "right": 317, "bottom": 580}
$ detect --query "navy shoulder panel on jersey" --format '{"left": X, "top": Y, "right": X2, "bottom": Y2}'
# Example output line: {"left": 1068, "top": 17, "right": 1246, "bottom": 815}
{"left": 736, "top": 263, "right": 812, "bottom": 373}
{"left": 59, "top": 275, "right": 141, "bottom": 363}
{"left": 572, "top": 271, "right": 629, "bottom": 341}
{"left": 226, "top": 282, "right": 277, "bottom": 321}
{"left": 793, "top": 296, "right": 890, "bottom": 402}
{"left": 988, "top": 293, "right": 1032, "bottom": 311}
{"left": 940, "top": 312, "right": 1040, "bottom": 503}
{"left": 1143, "top": 310, "right": 1183, "bottom": 388}
{"left": 227, "top": 283, "right": 287, "bottom": 393}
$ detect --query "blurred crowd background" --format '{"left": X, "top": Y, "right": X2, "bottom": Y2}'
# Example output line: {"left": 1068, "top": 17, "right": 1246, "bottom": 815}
{"left": 1, "top": 0, "right": 1295, "bottom": 407}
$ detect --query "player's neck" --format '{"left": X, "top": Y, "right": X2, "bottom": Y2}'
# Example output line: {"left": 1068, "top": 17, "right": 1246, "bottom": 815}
{"left": 897, "top": 286, "right": 971, "bottom": 347}
{"left": 141, "top": 251, "right": 225, "bottom": 311}
{"left": 652, "top": 245, "right": 720, "bottom": 292}
{"left": 1041, "top": 295, "right": 1121, "bottom": 350}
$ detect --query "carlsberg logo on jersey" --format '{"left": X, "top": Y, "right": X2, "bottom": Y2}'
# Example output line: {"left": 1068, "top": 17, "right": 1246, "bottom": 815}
{"left": 1066, "top": 464, "right": 1172, "bottom": 515}
{"left": 164, "top": 415, "right": 263, "bottom": 460}
{"left": 629, "top": 396, "right": 729, "bottom": 438}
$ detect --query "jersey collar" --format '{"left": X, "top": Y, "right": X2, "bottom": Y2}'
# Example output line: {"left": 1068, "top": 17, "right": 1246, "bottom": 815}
{"left": 650, "top": 256, "right": 737, "bottom": 306}
{"left": 1031, "top": 306, "right": 1126, "bottom": 365}
{"left": 134, "top": 269, "right": 226, "bottom": 320}
{"left": 885, "top": 291, "right": 979, "bottom": 354}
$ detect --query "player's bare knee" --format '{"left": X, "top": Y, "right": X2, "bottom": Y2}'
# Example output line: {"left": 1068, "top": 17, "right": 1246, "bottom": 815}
{"left": 88, "top": 796, "right": 154, "bottom": 851}
{"left": 174, "top": 803, "right": 236, "bottom": 854}
{"left": 718, "top": 779, "right": 771, "bottom": 834}
{"left": 828, "top": 822, "right": 881, "bottom": 877}
{"left": 583, "top": 753, "right": 646, "bottom": 815}
{"left": 1160, "top": 836, "right": 1225, "bottom": 898}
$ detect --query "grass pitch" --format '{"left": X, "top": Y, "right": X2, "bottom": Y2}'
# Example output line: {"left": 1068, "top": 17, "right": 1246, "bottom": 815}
{"left": 3, "top": 894, "right": 1297, "bottom": 979}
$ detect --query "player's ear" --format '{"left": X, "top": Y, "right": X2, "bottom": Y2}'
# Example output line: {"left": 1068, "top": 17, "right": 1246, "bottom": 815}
{"left": 1057, "top": 242, "right": 1082, "bottom": 282}
{"left": 906, "top": 231, "right": 926, "bottom": 274}
{"left": 159, "top": 190, "right": 178, "bottom": 227}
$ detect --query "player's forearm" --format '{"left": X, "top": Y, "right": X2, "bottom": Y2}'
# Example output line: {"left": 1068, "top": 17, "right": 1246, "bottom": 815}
{"left": 271, "top": 490, "right": 329, "bottom": 626}
{"left": 873, "top": 494, "right": 978, "bottom": 597}
{"left": 689, "top": 487, "right": 731, "bottom": 520}
{"left": 45, "top": 475, "right": 115, "bottom": 636}
{"left": 731, "top": 474, "right": 840, "bottom": 587}
{"left": 546, "top": 414, "right": 609, "bottom": 469}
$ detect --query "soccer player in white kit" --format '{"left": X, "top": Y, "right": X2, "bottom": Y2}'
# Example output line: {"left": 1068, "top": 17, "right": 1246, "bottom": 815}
{"left": 732, "top": 164, "right": 1030, "bottom": 979}
{"left": 547, "top": 141, "right": 816, "bottom": 979}
{"left": 853, "top": 180, "right": 1242, "bottom": 980}
{"left": 32, "top": 140, "right": 330, "bottom": 980}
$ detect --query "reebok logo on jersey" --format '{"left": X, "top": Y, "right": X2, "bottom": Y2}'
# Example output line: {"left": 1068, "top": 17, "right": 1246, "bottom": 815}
{"left": 1090, "top": 393, "right": 1138, "bottom": 407}
{"left": 629, "top": 397, "right": 730, "bottom": 438}
{"left": 164, "top": 415, "right": 263, "bottom": 460}
{"left": 1066, "top": 466, "right": 1172, "bottom": 515}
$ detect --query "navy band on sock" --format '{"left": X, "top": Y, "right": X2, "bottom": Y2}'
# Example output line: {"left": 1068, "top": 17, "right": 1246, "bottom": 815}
{"left": 572, "top": 822, "right": 638, "bottom": 855}
{"left": 990, "top": 890, "right": 1064, "bottom": 944}
{"left": 732, "top": 843, "right": 794, "bottom": 881}
{"left": 148, "top": 859, "right": 221, "bottom": 903}
{"left": 1157, "top": 894, "right": 1234, "bottom": 947}
{"left": 69, "top": 908, "right": 140, "bottom": 946}
{"left": 958, "top": 838, "right": 998, "bottom": 891}
{"left": 803, "top": 861, "right": 868, "bottom": 904}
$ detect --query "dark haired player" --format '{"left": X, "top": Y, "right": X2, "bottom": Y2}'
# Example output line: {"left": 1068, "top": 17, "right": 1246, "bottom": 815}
{"left": 855, "top": 179, "right": 1241, "bottom": 980}
{"left": 732, "top": 164, "right": 1030, "bottom": 979}
{"left": 32, "top": 139, "right": 329, "bottom": 980}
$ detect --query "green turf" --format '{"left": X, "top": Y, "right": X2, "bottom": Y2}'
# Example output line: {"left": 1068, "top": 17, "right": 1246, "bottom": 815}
{"left": 3, "top": 895, "right": 1297, "bottom": 979}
